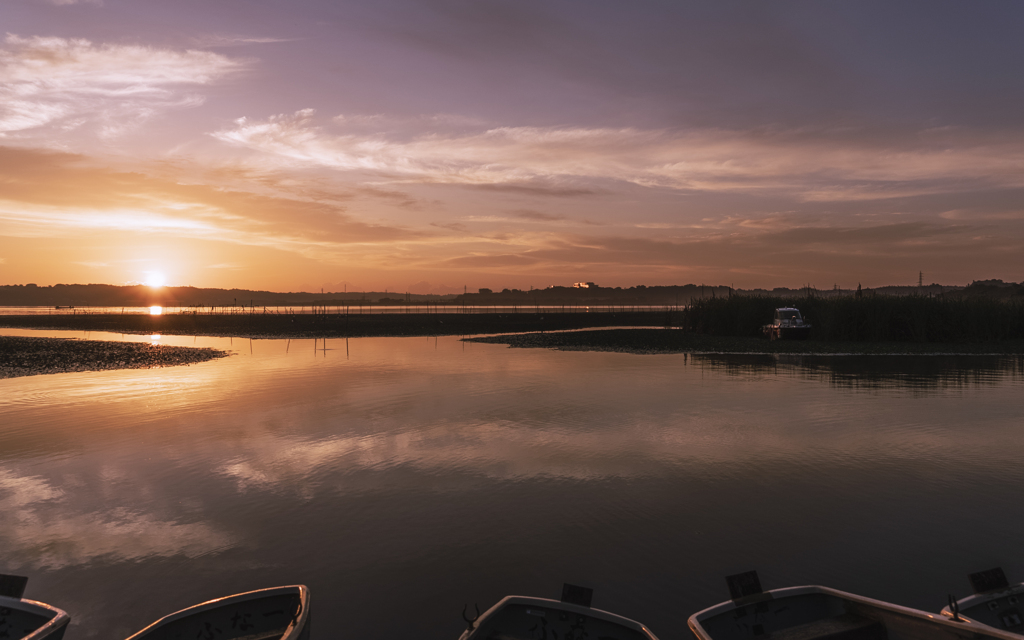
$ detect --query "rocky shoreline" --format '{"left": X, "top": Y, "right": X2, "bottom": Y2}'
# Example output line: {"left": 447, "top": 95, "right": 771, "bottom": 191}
{"left": 0, "top": 335, "right": 230, "bottom": 379}
{"left": 467, "top": 328, "right": 1024, "bottom": 355}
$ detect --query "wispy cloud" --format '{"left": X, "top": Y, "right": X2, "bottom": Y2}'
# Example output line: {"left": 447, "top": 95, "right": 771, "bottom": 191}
{"left": 190, "top": 35, "right": 296, "bottom": 48}
{"left": 509, "top": 209, "right": 565, "bottom": 222}
{"left": 0, "top": 146, "right": 421, "bottom": 251}
{"left": 213, "top": 111, "right": 1024, "bottom": 202}
{"left": 0, "top": 35, "right": 245, "bottom": 137}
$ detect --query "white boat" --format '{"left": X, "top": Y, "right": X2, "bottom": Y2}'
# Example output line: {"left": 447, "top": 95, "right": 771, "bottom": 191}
{"left": 459, "top": 584, "right": 659, "bottom": 640}
{"left": 941, "top": 568, "right": 1024, "bottom": 634}
{"left": 689, "top": 571, "right": 1020, "bottom": 640}
{"left": 0, "top": 595, "right": 71, "bottom": 640}
{"left": 762, "top": 308, "right": 812, "bottom": 341}
{"left": 124, "top": 585, "right": 310, "bottom": 640}
{"left": 0, "top": 574, "right": 71, "bottom": 640}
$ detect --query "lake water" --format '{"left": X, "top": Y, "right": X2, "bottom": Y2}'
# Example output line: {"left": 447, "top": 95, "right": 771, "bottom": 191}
{"left": 2, "top": 329, "right": 1024, "bottom": 640}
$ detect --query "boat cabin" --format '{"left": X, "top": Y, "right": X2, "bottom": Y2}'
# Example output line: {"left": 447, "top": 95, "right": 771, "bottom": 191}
{"left": 773, "top": 308, "right": 805, "bottom": 326}
{"left": 763, "top": 308, "right": 812, "bottom": 340}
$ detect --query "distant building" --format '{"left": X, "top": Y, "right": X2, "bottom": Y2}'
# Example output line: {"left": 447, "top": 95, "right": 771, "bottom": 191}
{"left": 573, "top": 282, "right": 597, "bottom": 289}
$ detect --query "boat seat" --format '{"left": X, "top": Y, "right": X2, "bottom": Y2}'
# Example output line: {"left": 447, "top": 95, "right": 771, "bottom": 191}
{"left": 766, "top": 613, "right": 887, "bottom": 640}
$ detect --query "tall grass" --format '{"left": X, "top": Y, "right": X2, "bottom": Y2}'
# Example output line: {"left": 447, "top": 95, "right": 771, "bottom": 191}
{"left": 680, "top": 295, "right": 1024, "bottom": 342}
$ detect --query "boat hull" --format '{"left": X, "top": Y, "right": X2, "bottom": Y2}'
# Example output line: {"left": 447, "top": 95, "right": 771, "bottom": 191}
{"left": 124, "top": 585, "right": 310, "bottom": 640}
{"left": 689, "top": 585, "right": 1020, "bottom": 640}
{"left": 763, "top": 325, "right": 812, "bottom": 340}
{"left": 460, "top": 596, "right": 659, "bottom": 640}
{"left": 942, "top": 583, "right": 1024, "bottom": 635}
{"left": 0, "top": 595, "right": 71, "bottom": 640}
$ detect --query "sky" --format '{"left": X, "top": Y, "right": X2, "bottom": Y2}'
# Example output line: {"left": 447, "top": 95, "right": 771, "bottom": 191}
{"left": 1, "top": 0, "right": 1023, "bottom": 293}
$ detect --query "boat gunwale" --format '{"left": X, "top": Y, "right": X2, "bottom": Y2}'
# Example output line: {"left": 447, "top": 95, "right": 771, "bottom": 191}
{"left": 0, "top": 595, "right": 71, "bottom": 640}
{"left": 687, "top": 584, "right": 1020, "bottom": 640}
{"left": 462, "top": 595, "right": 658, "bottom": 640}
{"left": 941, "top": 582, "right": 1024, "bottom": 624}
{"left": 123, "top": 585, "right": 309, "bottom": 640}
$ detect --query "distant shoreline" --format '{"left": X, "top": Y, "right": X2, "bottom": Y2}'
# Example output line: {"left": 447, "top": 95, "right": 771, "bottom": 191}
{"left": 0, "top": 336, "right": 229, "bottom": 379}
{"left": 466, "top": 329, "right": 1024, "bottom": 356}
{"left": 0, "top": 311, "right": 669, "bottom": 339}
{"left": 4, "top": 314, "right": 1024, "bottom": 358}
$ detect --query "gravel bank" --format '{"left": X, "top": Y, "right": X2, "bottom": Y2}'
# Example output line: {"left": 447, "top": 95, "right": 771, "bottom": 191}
{"left": 0, "top": 336, "right": 230, "bottom": 379}
{"left": 467, "top": 328, "right": 1024, "bottom": 355}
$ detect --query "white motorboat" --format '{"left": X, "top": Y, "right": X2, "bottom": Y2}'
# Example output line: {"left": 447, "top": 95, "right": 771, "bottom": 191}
{"left": 124, "top": 585, "right": 310, "bottom": 640}
{"left": 689, "top": 571, "right": 1020, "bottom": 640}
{"left": 0, "top": 574, "right": 71, "bottom": 640}
{"left": 762, "top": 308, "right": 812, "bottom": 341}
{"left": 459, "top": 584, "right": 659, "bottom": 640}
{"left": 942, "top": 568, "right": 1024, "bottom": 634}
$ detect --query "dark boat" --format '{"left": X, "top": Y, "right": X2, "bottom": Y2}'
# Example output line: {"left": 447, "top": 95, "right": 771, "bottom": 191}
{"left": 942, "top": 568, "right": 1024, "bottom": 635}
{"left": 0, "top": 574, "right": 71, "bottom": 640}
{"left": 689, "top": 571, "right": 1017, "bottom": 640}
{"left": 459, "top": 584, "right": 659, "bottom": 640}
{"left": 124, "top": 585, "right": 310, "bottom": 640}
{"left": 763, "top": 307, "right": 812, "bottom": 340}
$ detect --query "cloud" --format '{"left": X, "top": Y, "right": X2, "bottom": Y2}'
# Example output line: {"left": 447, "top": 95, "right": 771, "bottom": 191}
{"left": 190, "top": 35, "right": 295, "bottom": 48}
{"left": 509, "top": 209, "right": 565, "bottom": 222}
{"left": 441, "top": 254, "right": 541, "bottom": 268}
{"left": 0, "top": 35, "right": 244, "bottom": 137}
{"left": 430, "top": 221, "right": 468, "bottom": 232}
{"left": 213, "top": 111, "right": 1024, "bottom": 203}
{"left": 0, "top": 146, "right": 421, "bottom": 250}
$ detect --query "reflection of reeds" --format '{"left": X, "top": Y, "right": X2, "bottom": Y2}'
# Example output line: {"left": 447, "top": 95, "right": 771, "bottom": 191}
{"left": 681, "top": 295, "right": 1024, "bottom": 342}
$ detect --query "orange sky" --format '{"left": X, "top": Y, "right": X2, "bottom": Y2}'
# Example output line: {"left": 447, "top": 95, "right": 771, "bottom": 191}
{"left": 2, "top": 2, "right": 1024, "bottom": 293}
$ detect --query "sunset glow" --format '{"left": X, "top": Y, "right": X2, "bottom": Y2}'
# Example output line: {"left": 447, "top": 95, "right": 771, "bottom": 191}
{"left": 149, "top": 306, "right": 163, "bottom": 316}
{"left": 145, "top": 272, "right": 166, "bottom": 288}
{"left": 1, "top": 3, "right": 1022, "bottom": 290}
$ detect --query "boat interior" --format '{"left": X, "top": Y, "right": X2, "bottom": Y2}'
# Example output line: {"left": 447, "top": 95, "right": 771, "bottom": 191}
{"left": 462, "top": 584, "right": 658, "bottom": 640}
{"left": 0, "top": 574, "right": 71, "bottom": 640}
{"left": 125, "top": 586, "right": 309, "bottom": 640}
{"left": 942, "top": 567, "right": 1024, "bottom": 633}
{"left": 689, "top": 572, "right": 1022, "bottom": 640}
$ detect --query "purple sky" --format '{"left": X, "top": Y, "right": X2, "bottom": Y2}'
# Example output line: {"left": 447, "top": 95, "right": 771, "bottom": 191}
{"left": 2, "top": 0, "right": 1023, "bottom": 292}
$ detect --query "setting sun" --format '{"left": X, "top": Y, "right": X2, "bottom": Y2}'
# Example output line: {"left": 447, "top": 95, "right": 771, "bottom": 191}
{"left": 145, "top": 272, "right": 166, "bottom": 288}
{"left": 149, "top": 306, "right": 163, "bottom": 315}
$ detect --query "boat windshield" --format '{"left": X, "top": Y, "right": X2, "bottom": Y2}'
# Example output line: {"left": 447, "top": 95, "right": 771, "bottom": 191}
{"left": 776, "top": 310, "right": 802, "bottom": 321}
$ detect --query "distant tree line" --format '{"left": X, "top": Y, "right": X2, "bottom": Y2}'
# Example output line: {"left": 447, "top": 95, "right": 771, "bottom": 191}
{"left": 0, "top": 284, "right": 456, "bottom": 307}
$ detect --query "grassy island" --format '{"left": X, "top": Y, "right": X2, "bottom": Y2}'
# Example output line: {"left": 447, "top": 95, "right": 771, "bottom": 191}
{"left": 467, "top": 329, "right": 1024, "bottom": 356}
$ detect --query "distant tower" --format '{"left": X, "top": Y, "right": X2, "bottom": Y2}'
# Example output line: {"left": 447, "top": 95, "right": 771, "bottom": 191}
{"left": 918, "top": 271, "right": 923, "bottom": 288}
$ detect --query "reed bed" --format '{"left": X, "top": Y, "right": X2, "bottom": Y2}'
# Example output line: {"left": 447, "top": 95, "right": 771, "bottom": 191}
{"left": 680, "top": 295, "right": 1024, "bottom": 342}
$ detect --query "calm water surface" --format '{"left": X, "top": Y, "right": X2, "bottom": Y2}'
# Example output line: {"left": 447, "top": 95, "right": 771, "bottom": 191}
{"left": 2, "top": 329, "right": 1023, "bottom": 639}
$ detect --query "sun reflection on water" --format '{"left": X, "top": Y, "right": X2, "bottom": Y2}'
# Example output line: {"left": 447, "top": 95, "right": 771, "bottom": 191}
{"left": 149, "top": 306, "right": 163, "bottom": 315}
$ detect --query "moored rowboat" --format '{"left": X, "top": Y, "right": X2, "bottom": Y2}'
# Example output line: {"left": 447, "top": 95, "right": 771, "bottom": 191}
{"left": 124, "top": 585, "right": 310, "bottom": 640}
{"left": 0, "top": 596, "right": 71, "bottom": 640}
{"left": 0, "top": 574, "right": 70, "bottom": 640}
{"left": 942, "top": 568, "right": 1024, "bottom": 635}
{"left": 689, "top": 571, "right": 1019, "bottom": 640}
{"left": 459, "top": 584, "right": 659, "bottom": 640}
